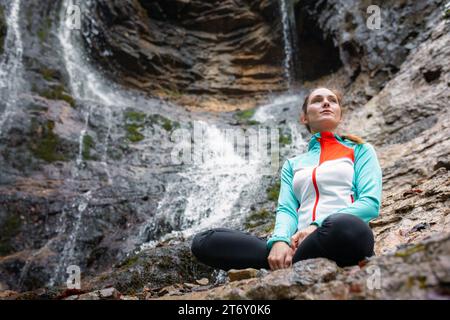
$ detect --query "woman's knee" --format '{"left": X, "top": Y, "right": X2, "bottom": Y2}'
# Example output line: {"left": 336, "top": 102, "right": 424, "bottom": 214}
{"left": 191, "top": 228, "right": 228, "bottom": 258}
{"left": 323, "top": 213, "right": 374, "bottom": 254}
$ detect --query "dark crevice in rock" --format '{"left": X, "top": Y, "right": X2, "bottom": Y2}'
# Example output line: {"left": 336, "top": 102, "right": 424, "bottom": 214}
{"left": 294, "top": 1, "right": 342, "bottom": 81}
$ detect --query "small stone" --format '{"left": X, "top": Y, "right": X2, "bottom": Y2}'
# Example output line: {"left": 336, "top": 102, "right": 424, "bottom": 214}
{"left": 77, "top": 292, "right": 101, "bottom": 300}
{"left": 0, "top": 290, "right": 18, "bottom": 299}
{"left": 191, "top": 285, "right": 212, "bottom": 292}
{"left": 120, "top": 295, "right": 139, "bottom": 300}
{"left": 195, "top": 278, "right": 209, "bottom": 286}
{"left": 98, "top": 287, "right": 121, "bottom": 299}
{"left": 145, "top": 293, "right": 153, "bottom": 300}
{"left": 158, "top": 285, "right": 174, "bottom": 296}
{"left": 228, "top": 268, "right": 259, "bottom": 282}
{"left": 173, "top": 283, "right": 184, "bottom": 289}
{"left": 183, "top": 282, "right": 199, "bottom": 289}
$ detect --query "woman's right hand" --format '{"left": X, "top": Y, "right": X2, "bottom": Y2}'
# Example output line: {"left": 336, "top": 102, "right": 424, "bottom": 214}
{"left": 268, "top": 241, "right": 294, "bottom": 270}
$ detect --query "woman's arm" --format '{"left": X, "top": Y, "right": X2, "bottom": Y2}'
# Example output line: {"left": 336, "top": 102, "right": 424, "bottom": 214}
{"left": 267, "top": 159, "right": 300, "bottom": 250}
{"left": 311, "top": 142, "right": 383, "bottom": 227}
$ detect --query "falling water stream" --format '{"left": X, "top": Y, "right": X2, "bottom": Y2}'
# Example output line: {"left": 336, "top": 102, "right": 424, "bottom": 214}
{"left": 0, "top": 0, "right": 23, "bottom": 136}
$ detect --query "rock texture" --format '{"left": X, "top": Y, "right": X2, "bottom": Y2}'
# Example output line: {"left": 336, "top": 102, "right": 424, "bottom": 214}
{"left": 158, "top": 233, "right": 450, "bottom": 300}
{"left": 83, "top": 0, "right": 287, "bottom": 111}
{"left": 0, "top": 0, "right": 449, "bottom": 300}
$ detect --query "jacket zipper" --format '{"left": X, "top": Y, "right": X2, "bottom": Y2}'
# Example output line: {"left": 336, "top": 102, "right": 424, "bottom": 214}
{"left": 312, "top": 167, "right": 319, "bottom": 221}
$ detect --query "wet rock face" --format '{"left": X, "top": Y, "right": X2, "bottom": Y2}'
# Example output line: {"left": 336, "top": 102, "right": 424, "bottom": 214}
{"left": 294, "top": 0, "right": 445, "bottom": 87}
{"left": 83, "top": 242, "right": 215, "bottom": 296}
{"left": 83, "top": 0, "right": 286, "bottom": 110}
{"left": 0, "top": 0, "right": 449, "bottom": 299}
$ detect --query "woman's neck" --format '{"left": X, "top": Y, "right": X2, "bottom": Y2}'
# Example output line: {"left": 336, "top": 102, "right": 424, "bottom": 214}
{"left": 311, "top": 129, "right": 337, "bottom": 134}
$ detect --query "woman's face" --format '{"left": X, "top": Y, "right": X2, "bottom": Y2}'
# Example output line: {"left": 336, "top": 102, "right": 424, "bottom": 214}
{"left": 300, "top": 88, "right": 342, "bottom": 133}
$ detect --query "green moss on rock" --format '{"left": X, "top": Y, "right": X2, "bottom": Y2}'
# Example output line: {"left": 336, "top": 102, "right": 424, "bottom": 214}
{"left": 40, "top": 68, "right": 57, "bottom": 81}
{"left": 234, "top": 108, "right": 260, "bottom": 126}
{"left": 40, "top": 85, "right": 75, "bottom": 107}
{"left": 124, "top": 111, "right": 146, "bottom": 122}
{"left": 37, "top": 17, "right": 52, "bottom": 43}
{"left": 82, "top": 134, "right": 95, "bottom": 160}
{"left": 244, "top": 209, "right": 271, "bottom": 229}
{"left": 267, "top": 180, "right": 281, "bottom": 202}
{"left": 118, "top": 255, "right": 140, "bottom": 269}
{"left": 236, "top": 109, "right": 255, "bottom": 121}
{"left": 125, "top": 124, "right": 144, "bottom": 142}
{"left": 279, "top": 130, "right": 292, "bottom": 146}
{"left": 394, "top": 244, "right": 426, "bottom": 258}
{"left": 0, "top": 5, "right": 6, "bottom": 55}
{"left": 148, "top": 114, "right": 179, "bottom": 132}
{"left": 0, "top": 214, "right": 22, "bottom": 256}
{"left": 29, "top": 119, "right": 68, "bottom": 162}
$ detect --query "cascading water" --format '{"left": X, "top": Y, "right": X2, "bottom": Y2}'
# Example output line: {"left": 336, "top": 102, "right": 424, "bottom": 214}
{"left": 40, "top": 0, "right": 306, "bottom": 287}
{"left": 58, "top": 0, "right": 127, "bottom": 107}
{"left": 54, "top": 0, "right": 277, "bottom": 268}
{"left": 139, "top": 120, "right": 276, "bottom": 249}
{"left": 0, "top": 0, "right": 23, "bottom": 135}
{"left": 279, "top": 0, "right": 298, "bottom": 90}
{"left": 48, "top": 190, "right": 92, "bottom": 287}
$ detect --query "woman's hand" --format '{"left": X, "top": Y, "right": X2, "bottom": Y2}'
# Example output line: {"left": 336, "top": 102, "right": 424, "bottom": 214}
{"left": 268, "top": 241, "right": 294, "bottom": 270}
{"left": 290, "top": 225, "right": 318, "bottom": 251}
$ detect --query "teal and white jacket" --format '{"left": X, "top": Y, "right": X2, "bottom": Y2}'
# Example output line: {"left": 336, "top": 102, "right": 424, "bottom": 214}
{"left": 267, "top": 131, "right": 383, "bottom": 250}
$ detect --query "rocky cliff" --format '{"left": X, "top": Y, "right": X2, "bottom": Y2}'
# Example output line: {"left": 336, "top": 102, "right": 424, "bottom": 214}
{"left": 82, "top": 0, "right": 287, "bottom": 111}
{"left": 0, "top": 0, "right": 449, "bottom": 300}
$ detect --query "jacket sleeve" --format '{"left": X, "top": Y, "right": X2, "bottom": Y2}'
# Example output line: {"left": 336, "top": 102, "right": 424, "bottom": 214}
{"left": 311, "top": 143, "right": 383, "bottom": 227}
{"left": 266, "top": 159, "right": 300, "bottom": 250}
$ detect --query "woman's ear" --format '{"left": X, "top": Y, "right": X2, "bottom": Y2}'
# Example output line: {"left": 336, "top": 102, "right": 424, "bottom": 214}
{"left": 300, "top": 112, "right": 308, "bottom": 125}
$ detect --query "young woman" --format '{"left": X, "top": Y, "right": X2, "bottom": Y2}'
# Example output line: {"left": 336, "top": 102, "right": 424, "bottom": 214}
{"left": 191, "top": 88, "right": 383, "bottom": 270}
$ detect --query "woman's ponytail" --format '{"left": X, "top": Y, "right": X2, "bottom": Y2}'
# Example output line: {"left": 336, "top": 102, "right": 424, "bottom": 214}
{"left": 340, "top": 133, "right": 365, "bottom": 144}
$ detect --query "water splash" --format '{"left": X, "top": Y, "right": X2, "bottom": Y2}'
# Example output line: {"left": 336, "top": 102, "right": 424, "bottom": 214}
{"left": 0, "top": 0, "right": 23, "bottom": 135}
{"left": 139, "top": 121, "right": 271, "bottom": 249}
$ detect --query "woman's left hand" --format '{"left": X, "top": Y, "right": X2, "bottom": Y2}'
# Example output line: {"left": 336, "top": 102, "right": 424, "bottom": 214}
{"left": 290, "top": 225, "right": 318, "bottom": 251}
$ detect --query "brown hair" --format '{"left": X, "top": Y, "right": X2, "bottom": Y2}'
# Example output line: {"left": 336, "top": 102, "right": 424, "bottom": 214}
{"left": 301, "top": 88, "right": 365, "bottom": 144}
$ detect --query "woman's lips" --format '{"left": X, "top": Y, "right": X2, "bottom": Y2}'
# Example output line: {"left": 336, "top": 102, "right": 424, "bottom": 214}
{"left": 320, "top": 111, "right": 333, "bottom": 115}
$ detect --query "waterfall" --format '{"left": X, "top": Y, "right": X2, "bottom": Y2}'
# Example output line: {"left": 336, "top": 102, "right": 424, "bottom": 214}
{"left": 55, "top": 0, "right": 302, "bottom": 271}
{"left": 138, "top": 120, "right": 278, "bottom": 249}
{"left": 58, "top": 0, "right": 127, "bottom": 106}
{"left": 279, "top": 0, "right": 297, "bottom": 89}
{"left": 0, "top": 0, "right": 23, "bottom": 135}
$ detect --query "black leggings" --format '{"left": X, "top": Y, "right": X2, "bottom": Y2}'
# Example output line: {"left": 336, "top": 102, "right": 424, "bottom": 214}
{"left": 191, "top": 213, "right": 374, "bottom": 270}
